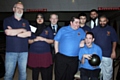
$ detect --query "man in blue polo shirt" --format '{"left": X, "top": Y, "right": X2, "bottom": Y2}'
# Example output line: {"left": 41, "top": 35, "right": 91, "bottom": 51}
{"left": 79, "top": 32, "right": 102, "bottom": 80}
{"left": 54, "top": 17, "right": 85, "bottom": 80}
{"left": 92, "top": 15, "right": 118, "bottom": 80}
{"left": 3, "top": 2, "right": 31, "bottom": 80}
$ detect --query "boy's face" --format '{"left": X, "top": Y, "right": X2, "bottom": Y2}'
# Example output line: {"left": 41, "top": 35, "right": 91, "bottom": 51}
{"left": 79, "top": 16, "right": 87, "bottom": 24}
{"left": 85, "top": 34, "right": 94, "bottom": 47}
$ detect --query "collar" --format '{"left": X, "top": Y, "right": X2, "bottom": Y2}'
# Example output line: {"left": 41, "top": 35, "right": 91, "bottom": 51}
{"left": 51, "top": 24, "right": 57, "bottom": 27}
{"left": 12, "top": 15, "right": 23, "bottom": 21}
{"left": 85, "top": 43, "right": 95, "bottom": 49}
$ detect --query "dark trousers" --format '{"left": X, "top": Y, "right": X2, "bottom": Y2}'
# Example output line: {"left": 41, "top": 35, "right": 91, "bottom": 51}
{"left": 80, "top": 68, "right": 101, "bottom": 80}
{"left": 55, "top": 52, "right": 78, "bottom": 80}
{"left": 32, "top": 65, "right": 52, "bottom": 80}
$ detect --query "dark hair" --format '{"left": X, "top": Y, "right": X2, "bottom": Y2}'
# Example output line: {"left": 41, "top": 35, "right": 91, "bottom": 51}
{"left": 90, "top": 9, "right": 98, "bottom": 14}
{"left": 78, "top": 12, "right": 87, "bottom": 18}
{"left": 99, "top": 14, "right": 108, "bottom": 20}
{"left": 86, "top": 32, "right": 94, "bottom": 38}
{"left": 70, "top": 16, "right": 79, "bottom": 22}
{"left": 36, "top": 13, "right": 45, "bottom": 20}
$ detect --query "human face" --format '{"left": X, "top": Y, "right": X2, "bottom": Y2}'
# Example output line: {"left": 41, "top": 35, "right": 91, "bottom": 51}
{"left": 99, "top": 17, "right": 108, "bottom": 27}
{"left": 90, "top": 11, "right": 98, "bottom": 19}
{"left": 36, "top": 15, "right": 44, "bottom": 24}
{"left": 70, "top": 18, "right": 80, "bottom": 30}
{"left": 50, "top": 14, "right": 58, "bottom": 25}
{"left": 79, "top": 16, "right": 87, "bottom": 24}
{"left": 85, "top": 34, "right": 94, "bottom": 47}
{"left": 13, "top": 3, "right": 24, "bottom": 18}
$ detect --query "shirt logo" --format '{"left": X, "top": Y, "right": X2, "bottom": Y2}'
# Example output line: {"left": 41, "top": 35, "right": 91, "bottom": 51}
{"left": 22, "top": 23, "right": 26, "bottom": 27}
{"left": 78, "top": 32, "right": 80, "bottom": 35}
{"left": 45, "top": 30, "right": 48, "bottom": 35}
{"left": 107, "top": 31, "right": 110, "bottom": 36}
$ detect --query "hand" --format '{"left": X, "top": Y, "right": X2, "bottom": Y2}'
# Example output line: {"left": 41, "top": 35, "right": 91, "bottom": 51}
{"left": 7, "top": 26, "right": 12, "bottom": 29}
{"left": 83, "top": 54, "right": 92, "bottom": 60}
{"left": 80, "top": 40, "right": 85, "bottom": 47}
{"left": 20, "top": 28, "right": 27, "bottom": 33}
{"left": 5, "top": 26, "right": 12, "bottom": 35}
{"left": 111, "top": 51, "right": 116, "bottom": 59}
{"left": 36, "top": 36, "right": 46, "bottom": 41}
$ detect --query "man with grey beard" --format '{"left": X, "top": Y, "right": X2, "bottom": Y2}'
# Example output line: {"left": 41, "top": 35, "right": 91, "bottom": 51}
{"left": 3, "top": 2, "right": 31, "bottom": 80}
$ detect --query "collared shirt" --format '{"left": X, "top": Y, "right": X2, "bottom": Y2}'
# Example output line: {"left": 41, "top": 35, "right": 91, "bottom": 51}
{"left": 90, "top": 18, "right": 98, "bottom": 29}
{"left": 3, "top": 15, "right": 30, "bottom": 52}
{"left": 80, "top": 25, "right": 91, "bottom": 33}
{"left": 54, "top": 25, "right": 85, "bottom": 56}
{"left": 51, "top": 24, "right": 58, "bottom": 33}
{"left": 92, "top": 25, "right": 118, "bottom": 57}
{"left": 29, "top": 27, "right": 54, "bottom": 53}
{"left": 79, "top": 43, "right": 102, "bottom": 70}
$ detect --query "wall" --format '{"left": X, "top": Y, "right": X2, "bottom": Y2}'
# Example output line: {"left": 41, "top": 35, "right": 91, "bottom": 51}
{"left": 0, "top": 0, "right": 120, "bottom": 12}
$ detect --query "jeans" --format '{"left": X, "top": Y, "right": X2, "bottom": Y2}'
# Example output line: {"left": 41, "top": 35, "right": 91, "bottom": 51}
{"left": 4, "top": 52, "right": 28, "bottom": 80}
{"left": 80, "top": 68, "right": 100, "bottom": 80}
{"left": 100, "top": 57, "right": 113, "bottom": 80}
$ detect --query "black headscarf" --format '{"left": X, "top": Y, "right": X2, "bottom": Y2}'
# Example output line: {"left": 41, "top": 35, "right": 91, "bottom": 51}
{"left": 34, "top": 13, "right": 47, "bottom": 36}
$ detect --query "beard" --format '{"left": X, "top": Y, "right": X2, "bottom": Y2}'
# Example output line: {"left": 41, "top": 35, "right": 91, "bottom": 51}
{"left": 14, "top": 12, "right": 23, "bottom": 18}
{"left": 90, "top": 17, "right": 97, "bottom": 22}
{"left": 99, "top": 24, "right": 107, "bottom": 28}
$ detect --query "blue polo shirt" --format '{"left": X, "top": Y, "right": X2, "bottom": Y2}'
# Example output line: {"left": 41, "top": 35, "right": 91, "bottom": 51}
{"left": 92, "top": 25, "right": 118, "bottom": 57}
{"left": 79, "top": 43, "right": 102, "bottom": 70}
{"left": 54, "top": 25, "right": 85, "bottom": 57}
{"left": 3, "top": 16, "right": 30, "bottom": 52}
{"left": 80, "top": 25, "right": 91, "bottom": 32}
{"left": 29, "top": 27, "right": 54, "bottom": 53}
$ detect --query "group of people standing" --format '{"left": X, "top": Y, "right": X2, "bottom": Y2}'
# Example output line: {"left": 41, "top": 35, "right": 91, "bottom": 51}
{"left": 3, "top": 2, "right": 118, "bottom": 80}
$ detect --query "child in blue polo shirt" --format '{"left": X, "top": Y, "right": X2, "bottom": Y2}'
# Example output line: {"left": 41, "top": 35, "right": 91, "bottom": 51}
{"left": 79, "top": 32, "right": 102, "bottom": 80}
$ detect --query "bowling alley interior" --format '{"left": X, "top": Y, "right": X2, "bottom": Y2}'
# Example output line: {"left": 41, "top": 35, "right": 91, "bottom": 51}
{"left": 0, "top": 0, "right": 120, "bottom": 80}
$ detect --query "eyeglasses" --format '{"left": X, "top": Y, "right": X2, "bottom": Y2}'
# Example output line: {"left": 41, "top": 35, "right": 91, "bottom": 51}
{"left": 14, "top": 7, "right": 24, "bottom": 10}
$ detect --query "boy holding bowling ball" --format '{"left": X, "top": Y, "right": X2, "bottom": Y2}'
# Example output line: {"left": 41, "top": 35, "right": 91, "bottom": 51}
{"left": 79, "top": 32, "right": 102, "bottom": 80}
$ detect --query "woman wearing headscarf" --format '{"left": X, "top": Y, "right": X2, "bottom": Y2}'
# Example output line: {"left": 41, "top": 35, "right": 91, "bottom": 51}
{"left": 28, "top": 13, "right": 54, "bottom": 80}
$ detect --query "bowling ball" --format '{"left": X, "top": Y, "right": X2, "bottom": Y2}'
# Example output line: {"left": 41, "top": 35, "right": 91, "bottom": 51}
{"left": 88, "top": 54, "right": 101, "bottom": 66}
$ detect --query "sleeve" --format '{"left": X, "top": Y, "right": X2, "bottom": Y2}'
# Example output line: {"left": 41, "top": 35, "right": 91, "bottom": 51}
{"left": 3, "top": 18, "right": 9, "bottom": 30}
{"left": 26, "top": 20, "right": 31, "bottom": 31}
{"left": 111, "top": 28, "right": 118, "bottom": 42}
{"left": 97, "top": 46, "right": 102, "bottom": 60}
{"left": 79, "top": 48, "right": 84, "bottom": 61}
{"left": 29, "top": 33, "right": 36, "bottom": 39}
{"left": 54, "top": 28, "right": 63, "bottom": 42}
{"left": 48, "top": 27, "right": 54, "bottom": 39}
{"left": 82, "top": 30, "right": 86, "bottom": 40}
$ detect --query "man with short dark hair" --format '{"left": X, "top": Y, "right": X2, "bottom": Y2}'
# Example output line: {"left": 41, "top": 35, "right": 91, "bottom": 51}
{"left": 92, "top": 15, "right": 118, "bottom": 80}
{"left": 3, "top": 2, "right": 31, "bottom": 80}
{"left": 78, "top": 12, "right": 91, "bottom": 33}
{"left": 54, "top": 17, "right": 85, "bottom": 80}
{"left": 87, "top": 9, "right": 99, "bottom": 29}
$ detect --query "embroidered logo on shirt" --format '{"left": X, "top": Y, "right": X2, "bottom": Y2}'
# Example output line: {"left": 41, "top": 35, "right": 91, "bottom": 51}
{"left": 107, "top": 31, "right": 110, "bottom": 36}
{"left": 78, "top": 32, "right": 80, "bottom": 35}
{"left": 45, "top": 30, "right": 48, "bottom": 35}
{"left": 22, "top": 23, "right": 26, "bottom": 27}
